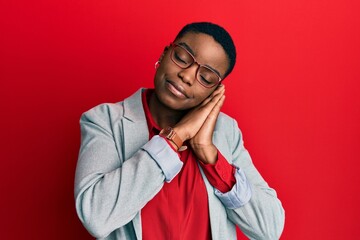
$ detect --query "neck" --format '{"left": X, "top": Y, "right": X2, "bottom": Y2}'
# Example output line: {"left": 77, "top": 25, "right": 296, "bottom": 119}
{"left": 148, "top": 92, "right": 187, "bottom": 129}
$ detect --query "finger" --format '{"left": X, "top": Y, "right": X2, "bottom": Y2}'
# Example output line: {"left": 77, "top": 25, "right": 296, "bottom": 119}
{"left": 197, "top": 95, "right": 225, "bottom": 138}
{"left": 199, "top": 96, "right": 212, "bottom": 107}
{"left": 204, "top": 85, "right": 225, "bottom": 104}
{"left": 198, "top": 94, "right": 218, "bottom": 108}
{"left": 211, "top": 84, "right": 225, "bottom": 97}
{"left": 207, "top": 95, "right": 225, "bottom": 121}
{"left": 207, "top": 88, "right": 225, "bottom": 106}
{"left": 215, "top": 83, "right": 225, "bottom": 91}
{"left": 200, "top": 87, "right": 225, "bottom": 107}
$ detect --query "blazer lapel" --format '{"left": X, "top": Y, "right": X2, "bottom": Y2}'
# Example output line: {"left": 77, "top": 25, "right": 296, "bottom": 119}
{"left": 121, "top": 88, "right": 149, "bottom": 239}
{"left": 122, "top": 88, "right": 149, "bottom": 160}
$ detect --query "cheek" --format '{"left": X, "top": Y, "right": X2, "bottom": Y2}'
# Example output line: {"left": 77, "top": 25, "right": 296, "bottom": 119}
{"left": 193, "top": 89, "right": 215, "bottom": 105}
{"left": 153, "top": 70, "right": 162, "bottom": 85}
{"left": 154, "top": 61, "right": 175, "bottom": 82}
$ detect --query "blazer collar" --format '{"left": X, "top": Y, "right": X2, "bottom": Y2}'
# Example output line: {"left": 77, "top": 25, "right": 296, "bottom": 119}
{"left": 123, "top": 88, "right": 147, "bottom": 123}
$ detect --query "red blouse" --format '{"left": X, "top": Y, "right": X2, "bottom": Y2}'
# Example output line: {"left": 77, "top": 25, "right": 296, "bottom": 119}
{"left": 141, "top": 89, "right": 236, "bottom": 240}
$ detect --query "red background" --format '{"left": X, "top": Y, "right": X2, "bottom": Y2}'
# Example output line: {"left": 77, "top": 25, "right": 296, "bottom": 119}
{"left": 1, "top": 0, "right": 359, "bottom": 239}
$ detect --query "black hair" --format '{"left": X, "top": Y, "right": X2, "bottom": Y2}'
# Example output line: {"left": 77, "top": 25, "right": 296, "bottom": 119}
{"left": 175, "top": 22, "right": 236, "bottom": 78}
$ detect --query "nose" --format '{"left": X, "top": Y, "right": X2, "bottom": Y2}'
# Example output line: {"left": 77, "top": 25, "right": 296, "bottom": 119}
{"left": 178, "top": 64, "right": 198, "bottom": 86}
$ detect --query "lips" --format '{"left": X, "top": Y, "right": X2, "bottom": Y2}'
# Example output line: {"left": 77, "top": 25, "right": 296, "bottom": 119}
{"left": 165, "top": 80, "right": 189, "bottom": 99}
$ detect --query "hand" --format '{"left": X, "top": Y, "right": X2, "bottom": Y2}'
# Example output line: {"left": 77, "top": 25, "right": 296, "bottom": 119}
{"left": 174, "top": 85, "right": 225, "bottom": 164}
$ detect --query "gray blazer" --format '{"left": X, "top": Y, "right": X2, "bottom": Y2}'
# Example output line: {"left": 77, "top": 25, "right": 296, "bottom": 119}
{"left": 75, "top": 88, "right": 285, "bottom": 240}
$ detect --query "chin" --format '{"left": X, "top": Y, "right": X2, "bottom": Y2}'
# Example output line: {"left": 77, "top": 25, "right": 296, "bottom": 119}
{"left": 155, "top": 91, "right": 191, "bottom": 111}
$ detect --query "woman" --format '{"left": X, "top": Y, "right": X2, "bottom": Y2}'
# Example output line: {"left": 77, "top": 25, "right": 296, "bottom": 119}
{"left": 75, "top": 22, "right": 285, "bottom": 240}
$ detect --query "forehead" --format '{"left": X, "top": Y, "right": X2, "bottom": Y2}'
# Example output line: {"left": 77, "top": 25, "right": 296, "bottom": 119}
{"left": 174, "top": 32, "right": 229, "bottom": 77}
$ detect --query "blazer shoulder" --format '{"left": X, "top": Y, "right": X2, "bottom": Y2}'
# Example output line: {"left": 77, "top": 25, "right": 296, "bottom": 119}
{"left": 215, "top": 112, "right": 244, "bottom": 140}
{"left": 216, "top": 112, "right": 237, "bottom": 130}
{"left": 80, "top": 101, "right": 125, "bottom": 127}
{"left": 79, "top": 88, "right": 145, "bottom": 130}
{"left": 217, "top": 112, "right": 235, "bottom": 123}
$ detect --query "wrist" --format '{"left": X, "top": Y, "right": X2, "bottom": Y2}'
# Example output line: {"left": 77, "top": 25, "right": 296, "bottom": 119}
{"left": 192, "top": 144, "right": 218, "bottom": 164}
{"left": 173, "top": 126, "right": 188, "bottom": 142}
{"left": 159, "top": 126, "right": 187, "bottom": 151}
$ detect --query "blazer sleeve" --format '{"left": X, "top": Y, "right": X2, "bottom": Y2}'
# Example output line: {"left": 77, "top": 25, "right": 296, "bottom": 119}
{"left": 74, "top": 104, "right": 181, "bottom": 238}
{"left": 223, "top": 118, "right": 285, "bottom": 240}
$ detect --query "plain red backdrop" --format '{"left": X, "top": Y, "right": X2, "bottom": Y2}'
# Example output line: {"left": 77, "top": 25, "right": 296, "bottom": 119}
{"left": 1, "top": 0, "right": 359, "bottom": 239}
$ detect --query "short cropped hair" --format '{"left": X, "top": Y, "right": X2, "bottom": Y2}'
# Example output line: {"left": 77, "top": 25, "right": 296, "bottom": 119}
{"left": 175, "top": 22, "right": 236, "bottom": 78}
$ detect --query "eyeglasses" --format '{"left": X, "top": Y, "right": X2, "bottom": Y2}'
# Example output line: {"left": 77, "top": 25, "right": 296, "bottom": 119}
{"left": 170, "top": 43, "right": 222, "bottom": 88}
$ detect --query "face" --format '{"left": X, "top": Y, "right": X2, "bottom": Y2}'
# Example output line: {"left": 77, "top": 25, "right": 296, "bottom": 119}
{"left": 153, "top": 32, "right": 230, "bottom": 111}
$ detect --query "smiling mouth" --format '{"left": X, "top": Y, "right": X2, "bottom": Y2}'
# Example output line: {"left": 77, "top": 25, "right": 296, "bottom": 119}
{"left": 165, "top": 81, "right": 188, "bottom": 99}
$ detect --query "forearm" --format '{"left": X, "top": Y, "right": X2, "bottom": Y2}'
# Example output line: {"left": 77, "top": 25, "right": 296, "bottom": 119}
{"left": 215, "top": 156, "right": 284, "bottom": 239}
{"left": 226, "top": 119, "right": 285, "bottom": 239}
{"left": 210, "top": 116, "right": 285, "bottom": 239}
{"left": 75, "top": 112, "right": 183, "bottom": 238}
{"left": 191, "top": 143, "right": 218, "bottom": 164}
{"left": 199, "top": 152, "right": 236, "bottom": 192}
{"left": 226, "top": 182, "right": 285, "bottom": 240}
{"left": 75, "top": 148, "right": 166, "bottom": 238}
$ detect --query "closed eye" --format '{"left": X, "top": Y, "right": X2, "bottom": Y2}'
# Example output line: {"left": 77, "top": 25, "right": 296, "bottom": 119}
{"left": 174, "top": 52, "right": 187, "bottom": 64}
{"left": 199, "top": 75, "right": 212, "bottom": 85}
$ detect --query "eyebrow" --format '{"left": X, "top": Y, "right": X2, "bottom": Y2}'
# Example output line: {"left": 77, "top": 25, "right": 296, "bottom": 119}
{"left": 177, "top": 42, "right": 222, "bottom": 78}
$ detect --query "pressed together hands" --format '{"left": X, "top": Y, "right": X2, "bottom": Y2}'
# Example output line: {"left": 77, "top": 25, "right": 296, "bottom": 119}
{"left": 173, "top": 84, "right": 225, "bottom": 164}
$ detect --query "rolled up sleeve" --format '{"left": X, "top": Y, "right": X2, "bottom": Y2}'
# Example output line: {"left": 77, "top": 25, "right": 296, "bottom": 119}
{"left": 141, "top": 135, "right": 183, "bottom": 182}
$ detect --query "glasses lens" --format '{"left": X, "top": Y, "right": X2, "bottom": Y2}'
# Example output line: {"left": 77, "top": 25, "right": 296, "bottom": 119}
{"left": 197, "top": 66, "right": 220, "bottom": 87}
{"left": 172, "top": 46, "right": 193, "bottom": 68}
{"left": 171, "top": 44, "right": 220, "bottom": 88}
